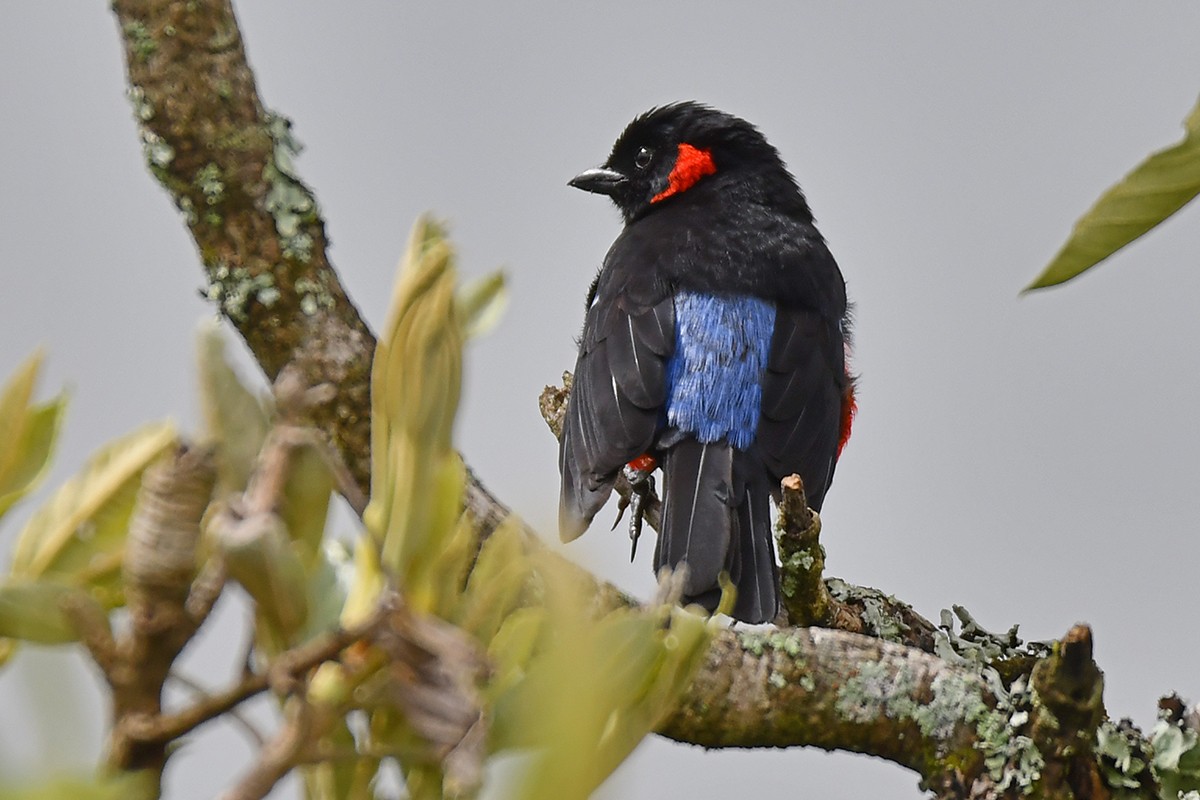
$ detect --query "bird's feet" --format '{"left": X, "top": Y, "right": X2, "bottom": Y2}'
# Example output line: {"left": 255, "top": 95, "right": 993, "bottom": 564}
{"left": 612, "top": 461, "right": 656, "bottom": 561}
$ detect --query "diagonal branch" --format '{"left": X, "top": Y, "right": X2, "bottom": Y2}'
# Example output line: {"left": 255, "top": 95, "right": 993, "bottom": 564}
{"left": 107, "top": 4, "right": 1183, "bottom": 799}
{"left": 113, "top": 0, "right": 374, "bottom": 491}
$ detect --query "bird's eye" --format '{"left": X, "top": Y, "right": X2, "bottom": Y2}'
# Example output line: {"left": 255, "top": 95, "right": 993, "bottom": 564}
{"left": 634, "top": 147, "right": 653, "bottom": 170}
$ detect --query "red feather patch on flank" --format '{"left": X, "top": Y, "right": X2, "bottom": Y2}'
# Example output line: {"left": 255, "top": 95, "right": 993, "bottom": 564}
{"left": 651, "top": 143, "right": 716, "bottom": 203}
{"left": 627, "top": 453, "right": 657, "bottom": 473}
{"left": 837, "top": 380, "right": 857, "bottom": 458}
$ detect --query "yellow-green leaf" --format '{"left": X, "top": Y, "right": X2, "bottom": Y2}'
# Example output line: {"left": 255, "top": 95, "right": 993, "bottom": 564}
{"left": 0, "top": 353, "right": 66, "bottom": 523}
{"left": 456, "top": 270, "right": 508, "bottom": 338}
{"left": 340, "top": 533, "right": 385, "bottom": 628}
{"left": 212, "top": 509, "right": 309, "bottom": 652}
{"left": 454, "top": 515, "right": 532, "bottom": 643}
{"left": 491, "top": 556, "right": 714, "bottom": 799}
{"left": 197, "top": 321, "right": 270, "bottom": 494}
{"left": 1026, "top": 95, "right": 1200, "bottom": 291}
{"left": 0, "top": 580, "right": 99, "bottom": 645}
{"left": 300, "top": 720, "right": 375, "bottom": 800}
{"left": 362, "top": 216, "right": 466, "bottom": 612}
{"left": 8, "top": 421, "right": 177, "bottom": 600}
{"left": 485, "top": 606, "right": 546, "bottom": 701}
{"left": 279, "top": 438, "right": 334, "bottom": 570}
{"left": 0, "top": 771, "right": 155, "bottom": 800}
{"left": 0, "top": 398, "right": 66, "bottom": 523}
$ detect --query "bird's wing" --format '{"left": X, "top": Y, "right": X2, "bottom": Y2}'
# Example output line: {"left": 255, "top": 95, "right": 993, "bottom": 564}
{"left": 757, "top": 305, "right": 846, "bottom": 511}
{"left": 558, "top": 290, "right": 675, "bottom": 541}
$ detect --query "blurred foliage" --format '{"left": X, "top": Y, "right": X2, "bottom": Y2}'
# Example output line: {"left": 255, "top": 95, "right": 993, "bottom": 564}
{"left": 1027, "top": 94, "right": 1200, "bottom": 290}
{"left": 332, "top": 217, "right": 714, "bottom": 799}
{"left": 0, "top": 351, "right": 175, "bottom": 663}
{"left": 357, "top": 216, "right": 470, "bottom": 619}
{"left": 0, "top": 353, "right": 65, "bottom": 522}
{"left": 0, "top": 771, "right": 154, "bottom": 800}
{"left": 196, "top": 320, "right": 269, "bottom": 495}
{"left": 0, "top": 218, "right": 713, "bottom": 799}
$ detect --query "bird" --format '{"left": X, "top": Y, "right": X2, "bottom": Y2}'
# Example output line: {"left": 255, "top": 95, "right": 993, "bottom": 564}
{"left": 558, "top": 102, "right": 854, "bottom": 624}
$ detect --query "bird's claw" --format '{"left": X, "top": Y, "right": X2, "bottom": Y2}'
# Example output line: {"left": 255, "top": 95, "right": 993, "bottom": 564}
{"left": 615, "top": 464, "right": 655, "bottom": 562}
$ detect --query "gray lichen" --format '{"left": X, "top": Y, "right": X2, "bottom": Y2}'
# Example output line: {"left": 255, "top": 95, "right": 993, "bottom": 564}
{"left": 123, "top": 20, "right": 157, "bottom": 62}
{"left": 737, "top": 629, "right": 805, "bottom": 662}
{"left": 262, "top": 112, "right": 319, "bottom": 262}
{"left": 294, "top": 276, "right": 335, "bottom": 316}
{"left": 1096, "top": 718, "right": 1153, "bottom": 794}
{"left": 204, "top": 262, "right": 279, "bottom": 322}
{"left": 1152, "top": 714, "right": 1200, "bottom": 798}
{"left": 126, "top": 86, "right": 154, "bottom": 122}
{"left": 826, "top": 578, "right": 911, "bottom": 643}
{"left": 1097, "top": 711, "right": 1200, "bottom": 799}
{"left": 832, "top": 651, "right": 1043, "bottom": 794}
{"left": 934, "top": 605, "right": 1051, "bottom": 669}
{"left": 918, "top": 670, "right": 990, "bottom": 742}
{"left": 976, "top": 677, "right": 1043, "bottom": 794}
{"left": 195, "top": 163, "right": 225, "bottom": 206}
{"left": 140, "top": 129, "right": 174, "bottom": 170}
{"left": 835, "top": 656, "right": 919, "bottom": 724}
{"left": 178, "top": 196, "right": 197, "bottom": 226}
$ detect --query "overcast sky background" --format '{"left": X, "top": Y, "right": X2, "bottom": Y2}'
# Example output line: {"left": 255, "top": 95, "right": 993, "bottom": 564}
{"left": 3, "top": 3, "right": 1200, "bottom": 798}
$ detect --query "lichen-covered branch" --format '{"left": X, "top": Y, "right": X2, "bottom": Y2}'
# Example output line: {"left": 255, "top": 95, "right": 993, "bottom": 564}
{"left": 107, "top": 4, "right": 1198, "bottom": 799}
{"left": 659, "top": 626, "right": 987, "bottom": 783}
{"left": 113, "top": 0, "right": 374, "bottom": 490}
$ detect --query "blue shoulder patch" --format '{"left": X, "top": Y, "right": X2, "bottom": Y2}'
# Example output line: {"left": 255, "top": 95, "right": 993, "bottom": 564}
{"left": 665, "top": 292, "right": 776, "bottom": 449}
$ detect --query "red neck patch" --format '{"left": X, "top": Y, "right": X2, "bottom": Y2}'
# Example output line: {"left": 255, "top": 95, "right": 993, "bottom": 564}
{"left": 837, "top": 379, "right": 857, "bottom": 458}
{"left": 650, "top": 143, "right": 716, "bottom": 203}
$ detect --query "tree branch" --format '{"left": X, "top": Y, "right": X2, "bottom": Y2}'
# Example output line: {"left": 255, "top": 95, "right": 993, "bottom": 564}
{"left": 112, "top": 0, "right": 374, "bottom": 492}
{"left": 104, "top": 444, "right": 218, "bottom": 790}
{"left": 658, "top": 626, "right": 986, "bottom": 790}
{"left": 125, "top": 606, "right": 390, "bottom": 747}
{"left": 108, "top": 4, "right": 1191, "bottom": 798}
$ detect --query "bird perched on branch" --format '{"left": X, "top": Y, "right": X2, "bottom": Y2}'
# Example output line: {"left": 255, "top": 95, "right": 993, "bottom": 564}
{"left": 558, "top": 102, "right": 855, "bottom": 623}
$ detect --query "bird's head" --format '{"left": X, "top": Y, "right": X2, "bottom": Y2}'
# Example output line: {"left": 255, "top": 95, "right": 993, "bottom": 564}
{"left": 569, "top": 101, "right": 810, "bottom": 223}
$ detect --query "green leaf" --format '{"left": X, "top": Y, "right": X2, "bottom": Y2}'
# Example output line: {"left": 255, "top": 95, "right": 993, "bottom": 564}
{"left": 0, "top": 581, "right": 100, "bottom": 645}
{"left": 300, "top": 547, "right": 348, "bottom": 642}
{"left": 8, "top": 422, "right": 177, "bottom": 597}
{"left": 362, "top": 216, "right": 466, "bottom": 613}
{"left": 1026, "top": 95, "right": 1200, "bottom": 290}
{"left": 300, "top": 720, "right": 376, "bottom": 800}
{"left": 492, "top": 555, "right": 714, "bottom": 799}
{"left": 213, "top": 510, "right": 309, "bottom": 652}
{"left": 453, "top": 515, "right": 532, "bottom": 643}
{"left": 196, "top": 321, "right": 270, "bottom": 494}
{"left": 0, "top": 353, "right": 66, "bottom": 523}
{"left": 486, "top": 606, "right": 546, "bottom": 701}
{"left": 0, "top": 772, "right": 155, "bottom": 800}
{"left": 456, "top": 270, "right": 508, "bottom": 338}
{"left": 279, "top": 438, "right": 333, "bottom": 570}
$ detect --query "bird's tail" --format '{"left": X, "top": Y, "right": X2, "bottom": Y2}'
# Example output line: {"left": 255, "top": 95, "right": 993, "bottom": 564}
{"left": 655, "top": 438, "right": 778, "bottom": 623}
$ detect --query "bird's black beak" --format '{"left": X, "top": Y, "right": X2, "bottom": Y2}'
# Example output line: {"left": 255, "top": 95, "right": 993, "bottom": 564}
{"left": 569, "top": 167, "right": 627, "bottom": 196}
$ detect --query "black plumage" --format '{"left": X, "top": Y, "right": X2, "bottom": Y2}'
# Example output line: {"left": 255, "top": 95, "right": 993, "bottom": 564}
{"left": 559, "top": 102, "right": 853, "bottom": 623}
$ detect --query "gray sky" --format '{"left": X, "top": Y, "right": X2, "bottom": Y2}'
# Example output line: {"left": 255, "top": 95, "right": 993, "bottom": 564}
{"left": 3, "top": 3, "right": 1200, "bottom": 798}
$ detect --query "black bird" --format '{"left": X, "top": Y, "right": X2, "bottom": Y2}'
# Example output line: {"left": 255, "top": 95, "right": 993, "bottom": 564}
{"left": 558, "top": 102, "right": 854, "bottom": 623}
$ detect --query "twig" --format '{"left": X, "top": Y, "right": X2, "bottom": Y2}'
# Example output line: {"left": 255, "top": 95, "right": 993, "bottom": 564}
{"left": 167, "top": 671, "right": 267, "bottom": 747}
{"left": 60, "top": 591, "right": 120, "bottom": 683}
{"left": 219, "top": 698, "right": 313, "bottom": 800}
{"left": 124, "top": 602, "right": 392, "bottom": 746}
